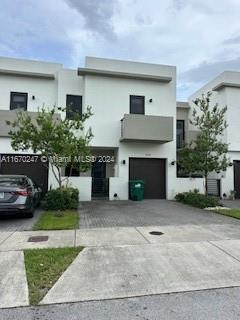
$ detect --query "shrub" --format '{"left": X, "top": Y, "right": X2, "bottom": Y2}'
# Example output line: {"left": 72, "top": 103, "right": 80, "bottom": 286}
{"left": 175, "top": 191, "right": 220, "bottom": 209}
{"left": 43, "top": 187, "right": 79, "bottom": 210}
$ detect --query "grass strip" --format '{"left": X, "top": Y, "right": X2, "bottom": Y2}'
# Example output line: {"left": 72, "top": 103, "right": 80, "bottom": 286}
{"left": 24, "top": 247, "right": 82, "bottom": 305}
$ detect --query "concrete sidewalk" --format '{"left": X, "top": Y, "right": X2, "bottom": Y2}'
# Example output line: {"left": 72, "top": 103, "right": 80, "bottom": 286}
{"left": 1, "top": 223, "right": 240, "bottom": 309}
{"left": 0, "top": 251, "right": 28, "bottom": 308}
{"left": 41, "top": 239, "right": 240, "bottom": 305}
{"left": 0, "top": 223, "right": 240, "bottom": 251}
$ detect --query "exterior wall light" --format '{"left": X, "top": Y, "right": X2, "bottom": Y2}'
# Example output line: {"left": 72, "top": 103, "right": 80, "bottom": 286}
{"left": 229, "top": 163, "right": 233, "bottom": 167}
{"left": 171, "top": 161, "right": 176, "bottom": 166}
{"left": 122, "top": 160, "right": 126, "bottom": 165}
{"left": 32, "top": 95, "right": 35, "bottom": 100}
{"left": 149, "top": 98, "right": 153, "bottom": 103}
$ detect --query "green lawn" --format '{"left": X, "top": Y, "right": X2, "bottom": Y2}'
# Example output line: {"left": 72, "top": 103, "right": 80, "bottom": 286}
{"left": 24, "top": 247, "right": 83, "bottom": 305}
{"left": 32, "top": 210, "right": 79, "bottom": 230}
{"left": 215, "top": 209, "right": 240, "bottom": 219}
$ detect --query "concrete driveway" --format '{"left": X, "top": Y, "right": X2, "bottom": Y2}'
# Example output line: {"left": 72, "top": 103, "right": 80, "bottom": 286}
{"left": 80, "top": 200, "right": 240, "bottom": 228}
{"left": 0, "top": 209, "right": 42, "bottom": 232}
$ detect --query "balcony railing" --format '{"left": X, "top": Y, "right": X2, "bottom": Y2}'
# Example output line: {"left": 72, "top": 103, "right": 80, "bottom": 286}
{"left": 120, "top": 113, "right": 173, "bottom": 143}
{"left": 0, "top": 110, "right": 60, "bottom": 137}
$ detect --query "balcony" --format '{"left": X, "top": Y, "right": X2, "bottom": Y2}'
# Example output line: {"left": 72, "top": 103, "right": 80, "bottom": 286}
{"left": 120, "top": 114, "right": 173, "bottom": 143}
{"left": 0, "top": 110, "right": 60, "bottom": 137}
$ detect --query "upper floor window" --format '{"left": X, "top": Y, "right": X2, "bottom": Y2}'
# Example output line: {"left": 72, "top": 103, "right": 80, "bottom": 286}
{"left": 10, "top": 92, "right": 28, "bottom": 110}
{"left": 177, "top": 120, "right": 185, "bottom": 149}
{"left": 66, "top": 95, "right": 82, "bottom": 119}
{"left": 130, "top": 95, "right": 145, "bottom": 114}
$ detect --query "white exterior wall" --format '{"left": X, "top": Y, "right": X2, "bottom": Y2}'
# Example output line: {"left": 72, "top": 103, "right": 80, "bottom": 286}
{"left": 0, "top": 57, "right": 62, "bottom": 110}
{"left": 0, "top": 58, "right": 81, "bottom": 196}
{"left": 0, "top": 55, "right": 203, "bottom": 201}
{"left": 175, "top": 178, "right": 205, "bottom": 195}
{"left": 224, "top": 87, "right": 240, "bottom": 151}
{"left": 84, "top": 57, "right": 177, "bottom": 199}
{"left": 57, "top": 69, "right": 84, "bottom": 108}
{"left": 188, "top": 71, "right": 240, "bottom": 197}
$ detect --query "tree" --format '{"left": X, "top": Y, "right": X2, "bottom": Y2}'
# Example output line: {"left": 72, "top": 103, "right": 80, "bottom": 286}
{"left": 178, "top": 92, "right": 230, "bottom": 195}
{"left": 7, "top": 106, "right": 93, "bottom": 189}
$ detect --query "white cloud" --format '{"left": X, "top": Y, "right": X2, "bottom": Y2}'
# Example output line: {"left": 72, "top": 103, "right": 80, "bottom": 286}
{"left": 1, "top": 0, "right": 240, "bottom": 99}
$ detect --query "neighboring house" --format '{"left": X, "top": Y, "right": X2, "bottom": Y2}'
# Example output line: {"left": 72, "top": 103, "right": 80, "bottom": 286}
{"left": 188, "top": 71, "right": 240, "bottom": 199}
{"left": 0, "top": 56, "right": 204, "bottom": 201}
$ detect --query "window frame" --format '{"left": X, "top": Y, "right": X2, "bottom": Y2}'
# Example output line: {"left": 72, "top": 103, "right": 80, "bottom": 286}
{"left": 130, "top": 95, "right": 145, "bottom": 115}
{"left": 65, "top": 164, "right": 80, "bottom": 177}
{"left": 10, "top": 92, "right": 28, "bottom": 111}
{"left": 176, "top": 119, "right": 185, "bottom": 149}
{"left": 66, "top": 94, "right": 82, "bottom": 120}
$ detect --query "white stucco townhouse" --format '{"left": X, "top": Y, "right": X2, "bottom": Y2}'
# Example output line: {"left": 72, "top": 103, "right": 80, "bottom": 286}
{"left": 188, "top": 71, "right": 240, "bottom": 199}
{"left": 0, "top": 56, "right": 205, "bottom": 201}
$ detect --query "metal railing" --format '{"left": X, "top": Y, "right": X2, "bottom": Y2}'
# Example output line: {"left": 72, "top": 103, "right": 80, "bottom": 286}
{"left": 207, "top": 179, "right": 221, "bottom": 197}
{"left": 92, "top": 178, "right": 109, "bottom": 197}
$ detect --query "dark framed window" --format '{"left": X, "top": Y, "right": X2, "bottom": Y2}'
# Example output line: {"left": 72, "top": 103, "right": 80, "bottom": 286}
{"left": 66, "top": 95, "right": 82, "bottom": 119}
{"left": 65, "top": 164, "right": 80, "bottom": 177}
{"left": 130, "top": 95, "right": 145, "bottom": 114}
{"left": 10, "top": 92, "right": 28, "bottom": 110}
{"left": 177, "top": 120, "right": 185, "bottom": 149}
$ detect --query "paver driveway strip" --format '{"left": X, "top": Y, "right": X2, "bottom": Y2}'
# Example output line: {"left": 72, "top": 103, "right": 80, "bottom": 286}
{"left": 0, "top": 251, "right": 28, "bottom": 308}
{"left": 41, "top": 241, "right": 240, "bottom": 305}
{"left": 80, "top": 200, "right": 240, "bottom": 228}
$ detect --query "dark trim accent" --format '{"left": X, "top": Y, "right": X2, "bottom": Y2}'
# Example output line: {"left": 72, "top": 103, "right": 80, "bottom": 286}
{"left": 130, "top": 95, "right": 145, "bottom": 115}
{"left": 78, "top": 67, "right": 172, "bottom": 83}
{"left": 176, "top": 119, "right": 185, "bottom": 149}
{"left": 10, "top": 92, "right": 28, "bottom": 111}
{"left": 234, "top": 160, "right": 240, "bottom": 199}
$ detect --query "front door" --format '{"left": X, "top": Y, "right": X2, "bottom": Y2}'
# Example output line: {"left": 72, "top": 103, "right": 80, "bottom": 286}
{"left": 91, "top": 158, "right": 108, "bottom": 197}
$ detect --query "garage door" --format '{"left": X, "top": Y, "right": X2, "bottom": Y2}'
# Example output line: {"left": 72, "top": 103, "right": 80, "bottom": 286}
{"left": 0, "top": 154, "right": 49, "bottom": 194}
{"left": 234, "top": 160, "right": 240, "bottom": 199}
{"left": 129, "top": 158, "right": 166, "bottom": 199}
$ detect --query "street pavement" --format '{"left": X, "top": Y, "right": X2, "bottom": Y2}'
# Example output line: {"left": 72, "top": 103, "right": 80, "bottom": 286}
{"left": 1, "top": 287, "right": 240, "bottom": 320}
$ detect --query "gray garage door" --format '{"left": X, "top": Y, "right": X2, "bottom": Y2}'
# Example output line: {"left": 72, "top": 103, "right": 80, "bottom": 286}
{"left": 129, "top": 158, "right": 166, "bottom": 199}
{"left": 0, "top": 154, "right": 49, "bottom": 193}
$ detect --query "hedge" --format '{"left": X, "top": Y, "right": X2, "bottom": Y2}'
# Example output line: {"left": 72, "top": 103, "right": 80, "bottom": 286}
{"left": 43, "top": 187, "right": 79, "bottom": 210}
{"left": 175, "top": 190, "right": 221, "bottom": 209}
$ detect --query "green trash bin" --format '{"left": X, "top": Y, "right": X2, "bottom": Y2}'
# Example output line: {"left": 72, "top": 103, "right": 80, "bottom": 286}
{"left": 129, "top": 180, "right": 144, "bottom": 201}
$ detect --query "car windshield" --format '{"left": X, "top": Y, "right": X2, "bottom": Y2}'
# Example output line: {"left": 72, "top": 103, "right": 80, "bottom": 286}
{"left": 0, "top": 177, "right": 26, "bottom": 187}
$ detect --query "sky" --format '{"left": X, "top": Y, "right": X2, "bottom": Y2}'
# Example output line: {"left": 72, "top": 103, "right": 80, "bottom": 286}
{"left": 1, "top": 0, "right": 240, "bottom": 100}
